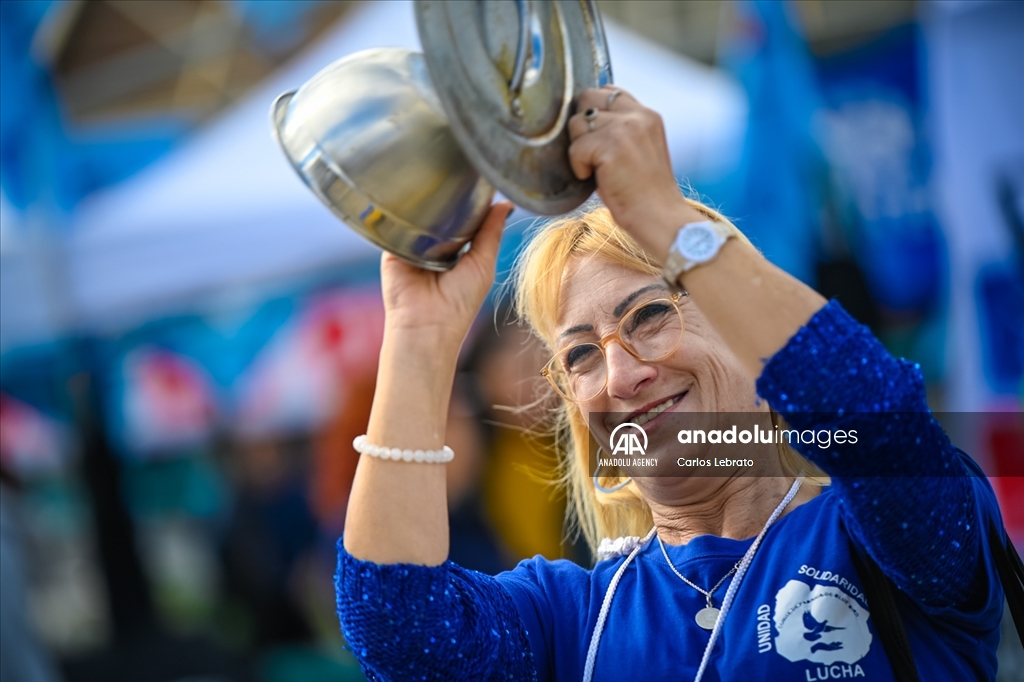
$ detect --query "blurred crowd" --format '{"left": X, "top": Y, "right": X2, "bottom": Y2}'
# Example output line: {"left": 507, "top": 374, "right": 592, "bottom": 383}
{"left": 0, "top": 301, "right": 586, "bottom": 681}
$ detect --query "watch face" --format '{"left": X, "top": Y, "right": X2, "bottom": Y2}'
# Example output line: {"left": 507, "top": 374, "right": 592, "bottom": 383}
{"left": 678, "top": 223, "right": 719, "bottom": 262}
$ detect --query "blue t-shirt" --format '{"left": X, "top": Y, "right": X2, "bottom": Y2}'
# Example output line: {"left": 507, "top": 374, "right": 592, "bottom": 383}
{"left": 498, "top": 479, "right": 1003, "bottom": 682}
{"left": 335, "top": 301, "right": 1006, "bottom": 681}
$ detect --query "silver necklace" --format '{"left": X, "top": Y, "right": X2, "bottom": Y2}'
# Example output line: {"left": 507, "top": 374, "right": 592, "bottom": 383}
{"left": 657, "top": 536, "right": 740, "bottom": 630}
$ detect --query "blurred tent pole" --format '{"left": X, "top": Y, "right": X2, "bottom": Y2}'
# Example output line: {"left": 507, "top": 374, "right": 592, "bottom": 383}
{"left": 67, "top": 362, "right": 158, "bottom": 642}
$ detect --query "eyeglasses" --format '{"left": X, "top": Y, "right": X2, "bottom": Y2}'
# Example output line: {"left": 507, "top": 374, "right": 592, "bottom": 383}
{"left": 541, "top": 292, "right": 685, "bottom": 403}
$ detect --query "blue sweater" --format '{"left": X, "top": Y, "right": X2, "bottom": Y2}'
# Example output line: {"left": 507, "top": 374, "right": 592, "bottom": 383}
{"left": 335, "top": 301, "right": 1005, "bottom": 681}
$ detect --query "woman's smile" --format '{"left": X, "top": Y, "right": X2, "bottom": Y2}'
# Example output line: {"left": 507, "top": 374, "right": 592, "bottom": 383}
{"left": 627, "top": 390, "right": 687, "bottom": 427}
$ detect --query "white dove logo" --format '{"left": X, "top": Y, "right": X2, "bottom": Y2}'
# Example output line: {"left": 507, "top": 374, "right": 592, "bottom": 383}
{"left": 773, "top": 580, "right": 872, "bottom": 665}
{"left": 802, "top": 610, "right": 846, "bottom": 653}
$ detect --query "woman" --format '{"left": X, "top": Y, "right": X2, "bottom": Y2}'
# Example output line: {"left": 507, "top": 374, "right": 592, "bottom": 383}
{"left": 337, "top": 87, "right": 1004, "bottom": 680}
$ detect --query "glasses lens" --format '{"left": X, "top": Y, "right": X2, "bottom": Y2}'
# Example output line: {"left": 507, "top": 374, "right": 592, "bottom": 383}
{"left": 621, "top": 299, "right": 683, "bottom": 360}
{"left": 549, "top": 343, "right": 606, "bottom": 401}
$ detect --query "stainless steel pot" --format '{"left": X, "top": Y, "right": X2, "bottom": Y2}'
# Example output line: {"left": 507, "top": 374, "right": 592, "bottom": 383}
{"left": 272, "top": 1, "right": 610, "bottom": 271}
{"left": 272, "top": 48, "right": 495, "bottom": 271}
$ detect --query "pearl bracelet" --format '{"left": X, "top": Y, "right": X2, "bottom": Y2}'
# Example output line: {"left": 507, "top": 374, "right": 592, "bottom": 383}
{"left": 352, "top": 435, "right": 454, "bottom": 463}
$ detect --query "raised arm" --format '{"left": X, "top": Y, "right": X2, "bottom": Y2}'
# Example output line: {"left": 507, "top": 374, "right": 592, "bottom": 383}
{"left": 755, "top": 301, "right": 993, "bottom": 609}
{"left": 343, "top": 201, "right": 512, "bottom": 565}
{"left": 567, "top": 86, "right": 995, "bottom": 610}
{"left": 566, "top": 87, "right": 826, "bottom": 380}
{"left": 337, "top": 203, "right": 541, "bottom": 680}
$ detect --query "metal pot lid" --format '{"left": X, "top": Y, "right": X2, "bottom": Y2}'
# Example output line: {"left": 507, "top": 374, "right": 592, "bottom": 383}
{"left": 415, "top": 0, "right": 612, "bottom": 216}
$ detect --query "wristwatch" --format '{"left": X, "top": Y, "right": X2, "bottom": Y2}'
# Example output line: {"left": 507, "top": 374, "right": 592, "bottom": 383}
{"left": 662, "top": 219, "right": 736, "bottom": 288}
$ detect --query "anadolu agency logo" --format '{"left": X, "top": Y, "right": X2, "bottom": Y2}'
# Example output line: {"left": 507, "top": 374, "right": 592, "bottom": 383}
{"left": 610, "top": 422, "right": 648, "bottom": 456}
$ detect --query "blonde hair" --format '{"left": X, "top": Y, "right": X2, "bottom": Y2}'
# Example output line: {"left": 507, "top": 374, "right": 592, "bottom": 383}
{"left": 511, "top": 199, "right": 828, "bottom": 554}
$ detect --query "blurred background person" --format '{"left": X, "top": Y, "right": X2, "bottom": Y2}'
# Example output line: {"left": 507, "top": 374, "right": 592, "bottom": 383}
{"left": 467, "top": 310, "right": 589, "bottom": 565}
{"left": 218, "top": 435, "right": 319, "bottom": 651}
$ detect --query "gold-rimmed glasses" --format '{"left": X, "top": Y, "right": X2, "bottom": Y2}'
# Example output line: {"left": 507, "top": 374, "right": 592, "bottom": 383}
{"left": 541, "top": 292, "right": 685, "bottom": 402}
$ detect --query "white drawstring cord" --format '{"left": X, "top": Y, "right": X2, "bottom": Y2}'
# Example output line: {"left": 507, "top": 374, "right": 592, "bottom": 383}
{"left": 692, "top": 478, "right": 802, "bottom": 682}
{"left": 582, "top": 527, "right": 657, "bottom": 682}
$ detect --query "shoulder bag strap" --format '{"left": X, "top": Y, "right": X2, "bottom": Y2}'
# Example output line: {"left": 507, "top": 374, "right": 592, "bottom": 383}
{"left": 959, "top": 447, "right": 1024, "bottom": 647}
{"left": 847, "top": 539, "right": 922, "bottom": 682}
{"left": 989, "top": 518, "right": 1024, "bottom": 648}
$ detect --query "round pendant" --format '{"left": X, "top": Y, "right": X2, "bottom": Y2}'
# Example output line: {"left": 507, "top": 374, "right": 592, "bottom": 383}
{"left": 695, "top": 606, "right": 720, "bottom": 630}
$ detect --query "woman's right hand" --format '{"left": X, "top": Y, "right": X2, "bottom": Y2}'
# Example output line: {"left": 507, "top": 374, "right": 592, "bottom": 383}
{"left": 346, "top": 202, "right": 513, "bottom": 566}
{"left": 380, "top": 201, "right": 514, "bottom": 344}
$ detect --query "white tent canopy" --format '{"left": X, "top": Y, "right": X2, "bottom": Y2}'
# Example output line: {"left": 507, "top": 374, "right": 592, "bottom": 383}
{"left": 12, "top": 0, "right": 746, "bottom": 341}
{"left": 0, "top": 197, "right": 68, "bottom": 351}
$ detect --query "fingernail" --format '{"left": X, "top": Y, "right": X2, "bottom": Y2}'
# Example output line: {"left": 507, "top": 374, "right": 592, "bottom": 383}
{"left": 506, "top": 207, "right": 516, "bottom": 219}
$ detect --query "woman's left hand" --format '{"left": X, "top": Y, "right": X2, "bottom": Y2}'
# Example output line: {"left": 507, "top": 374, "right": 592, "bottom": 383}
{"left": 567, "top": 87, "right": 696, "bottom": 261}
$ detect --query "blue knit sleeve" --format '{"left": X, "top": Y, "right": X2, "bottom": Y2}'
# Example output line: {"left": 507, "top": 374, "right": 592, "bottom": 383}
{"left": 756, "top": 300, "right": 990, "bottom": 609}
{"left": 335, "top": 540, "right": 537, "bottom": 681}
